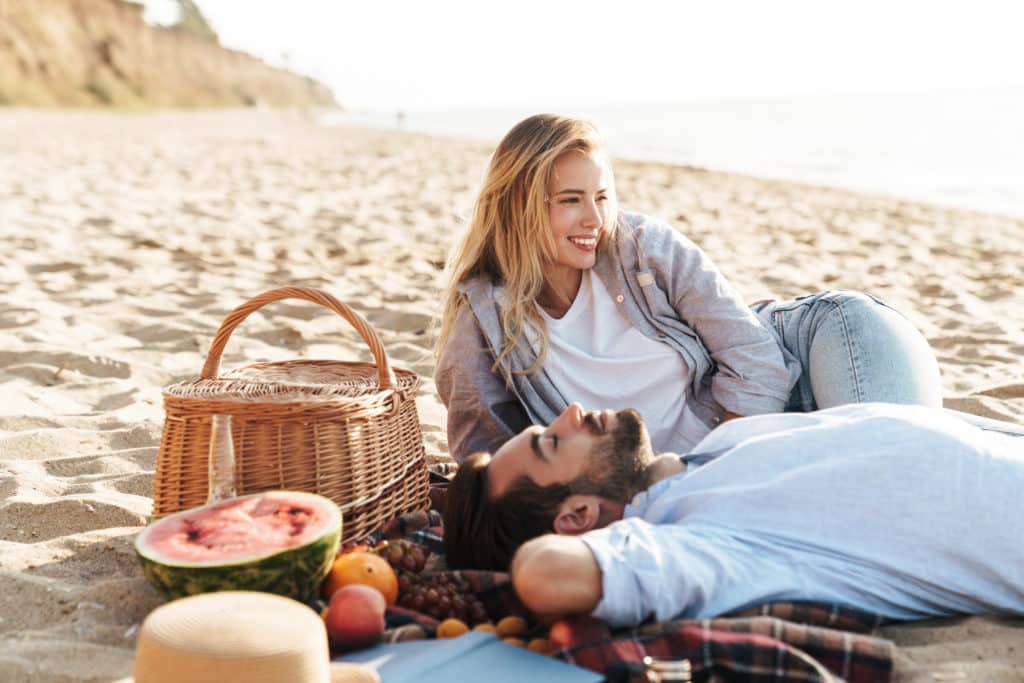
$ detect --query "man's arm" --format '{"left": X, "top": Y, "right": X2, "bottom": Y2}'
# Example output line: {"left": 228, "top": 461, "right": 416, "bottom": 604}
{"left": 517, "top": 518, "right": 729, "bottom": 628}
{"left": 509, "top": 534, "right": 602, "bottom": 621}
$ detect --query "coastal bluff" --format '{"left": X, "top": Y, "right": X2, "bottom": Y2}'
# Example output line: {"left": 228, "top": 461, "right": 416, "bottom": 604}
{"left": 0, "top": 0, "right": 337, "bottom": 108}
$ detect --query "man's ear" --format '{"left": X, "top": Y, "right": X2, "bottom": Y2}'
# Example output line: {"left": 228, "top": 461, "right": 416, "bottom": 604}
{"left": 553, "top": 495, "right": 602, "bottom": 535}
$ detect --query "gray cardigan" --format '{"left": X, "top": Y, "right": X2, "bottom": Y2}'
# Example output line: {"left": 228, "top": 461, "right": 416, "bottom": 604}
{"left": 435, "top": 212, "right": 800, "bottom": 462}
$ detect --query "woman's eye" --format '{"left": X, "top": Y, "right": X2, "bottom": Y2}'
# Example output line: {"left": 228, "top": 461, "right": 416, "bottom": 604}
{"left": 560, "top": 197, "right": 580, "bottom": 204}
{"left": 597, "top": 195, "right": 609, "bottom": 202}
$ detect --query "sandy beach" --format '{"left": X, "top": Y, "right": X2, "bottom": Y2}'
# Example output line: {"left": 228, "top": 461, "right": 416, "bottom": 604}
{"left": 0, "top": 109, "right": 1021, "bottom": 682}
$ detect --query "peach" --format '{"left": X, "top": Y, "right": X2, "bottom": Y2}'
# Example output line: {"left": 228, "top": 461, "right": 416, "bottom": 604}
{"left": 325, "top": 584, "right": 387, "bottom": 651}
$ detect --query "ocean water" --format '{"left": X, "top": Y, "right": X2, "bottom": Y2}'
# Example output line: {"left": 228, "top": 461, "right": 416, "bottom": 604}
{"left": 322, "top": 87, "right": 1024, "bottom": 218}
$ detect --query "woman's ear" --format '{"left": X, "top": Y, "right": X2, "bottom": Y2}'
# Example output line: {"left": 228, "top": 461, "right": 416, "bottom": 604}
{"left": 553, "top": 495, "right": 602, "bottom": 535}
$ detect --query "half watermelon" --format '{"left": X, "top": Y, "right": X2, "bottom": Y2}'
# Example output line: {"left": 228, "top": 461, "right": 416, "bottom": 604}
{"left": 136, "top": 491, "right": 341, "bottom": 601}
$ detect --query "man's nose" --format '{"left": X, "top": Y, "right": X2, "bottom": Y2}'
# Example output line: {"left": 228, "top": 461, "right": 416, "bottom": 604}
{"left": 551, "top": 402, "right": 585, "bottom": 432}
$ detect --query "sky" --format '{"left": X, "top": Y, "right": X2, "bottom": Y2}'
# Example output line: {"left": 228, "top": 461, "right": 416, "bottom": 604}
{"left": 144, "top": 1, "right": 1024, "bottom": 112}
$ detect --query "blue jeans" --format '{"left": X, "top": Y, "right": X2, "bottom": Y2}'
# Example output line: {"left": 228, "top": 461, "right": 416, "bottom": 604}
{"left": 752, "top": 290, "right": 1024, "bottom": 437}
{"left": 753, "top": 290, "right": 942, "bottom": 410}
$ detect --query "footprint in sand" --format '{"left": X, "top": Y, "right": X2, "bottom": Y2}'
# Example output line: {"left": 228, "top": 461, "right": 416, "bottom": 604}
{"left": 92, "top": 389, "right": 142, "bottom": 412}
{"left": 0, "top": 498, "right": 147, "bottom": 542}
{"left": 123, "top": 322, "right": 198, "bottom": 346}
{"left": 62, "top": 468, "right": 154, "bottom": 500}
{"left": 130, "top": 305, "right": 182, "bottom": 318}
{"left": 358, "top": 306, "right": 434, "bottom": 334}
{"left": 0, "top": 351, "right": 131, "bottom": 380}
{"left": 0, "top": 476, "right": 18, "bottom": 501}
{"left": 43, "top": 449, "right": 155, "bottom": 479}
{"left": 386, "top": 341, "right": 434, "bottom": 370}
{"left": 1, "top": 425, "right": 159, "bottom": 462}
{"left": 976, "top": 384, "right": 1024, "bottom": 400}
{"left": 0, "top": 306, "right": 40, "bottom": 329}
{"left": 24, "top": 261, "right": 82, "bottom": 274}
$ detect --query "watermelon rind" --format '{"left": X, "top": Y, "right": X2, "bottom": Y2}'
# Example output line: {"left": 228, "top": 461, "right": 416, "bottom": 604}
{"left": 135, "top": 491, "right": 341, "bottom": 602}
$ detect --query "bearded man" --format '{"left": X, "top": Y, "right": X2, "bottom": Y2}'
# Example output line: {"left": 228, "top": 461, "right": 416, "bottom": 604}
{"left": 442, "top": 402, "right": 1024, "bottom": 628}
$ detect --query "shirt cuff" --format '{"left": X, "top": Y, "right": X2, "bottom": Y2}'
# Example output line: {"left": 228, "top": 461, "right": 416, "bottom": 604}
{"left": 579, "top": 523, "right": 646, "bottom": 628}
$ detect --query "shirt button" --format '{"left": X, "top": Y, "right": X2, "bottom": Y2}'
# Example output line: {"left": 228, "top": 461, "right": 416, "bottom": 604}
{"left": 616, "top": 294, "right": 624, "bottom": 303}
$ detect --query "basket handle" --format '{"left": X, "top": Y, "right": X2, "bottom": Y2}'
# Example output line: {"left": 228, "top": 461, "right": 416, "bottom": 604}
{"left": 200, "top": 286, "right": 396, "bottom": 390}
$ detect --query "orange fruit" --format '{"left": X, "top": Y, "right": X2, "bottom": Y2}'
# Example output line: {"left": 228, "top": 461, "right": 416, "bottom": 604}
{"left": 502, "top": 637, "right": 525, "bottom": 647}
{"left": 527, "top": 638, "right": 553, "bottom": 654}
{"left": 340, "top": 543, "right": 371, "bottom": 555}
{"left": 322, "top": 551, "right": 399, "bottom": 605}
{"left": 495, "top": 615, "right": 528, "bottom": 638}
{"left": 473, "top": 622, "right": 496, "bottom": 633}
{"left": 436, "top": 618, "right": 469, "bottom": 639}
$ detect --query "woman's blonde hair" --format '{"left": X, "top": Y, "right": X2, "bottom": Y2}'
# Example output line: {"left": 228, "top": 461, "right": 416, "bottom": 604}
{"left": 436, "top": 113, "right": 617, "bottom": 375}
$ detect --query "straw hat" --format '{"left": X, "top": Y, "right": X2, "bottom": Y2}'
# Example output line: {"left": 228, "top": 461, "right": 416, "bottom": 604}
{"left": 115, "top": 591, "right": 379, "bottom": 683}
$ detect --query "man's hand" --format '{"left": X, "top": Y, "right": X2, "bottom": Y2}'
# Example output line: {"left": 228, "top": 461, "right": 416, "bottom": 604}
{"left": 509, "top": 534, "right": 603, "bottom": 622}
{"left": 723, "top": 411, "right": 744, "bottom": 422}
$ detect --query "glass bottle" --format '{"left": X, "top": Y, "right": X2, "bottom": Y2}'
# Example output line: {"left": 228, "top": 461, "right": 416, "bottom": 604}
{"left": 207, "top": 414, "right": 237, "bottom": 503}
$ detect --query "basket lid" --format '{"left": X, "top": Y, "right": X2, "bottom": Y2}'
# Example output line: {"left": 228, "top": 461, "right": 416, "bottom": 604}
{"left": 164, "top": 359, "right": 420, "bottom": 404}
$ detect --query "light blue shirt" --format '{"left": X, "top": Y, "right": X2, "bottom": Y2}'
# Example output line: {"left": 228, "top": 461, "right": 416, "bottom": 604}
{"left": 581, "top": 403, "right": 1024, "bottom": 628}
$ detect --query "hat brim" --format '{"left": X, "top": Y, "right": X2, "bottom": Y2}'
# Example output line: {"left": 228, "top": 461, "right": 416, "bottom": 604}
{"left": 330, "top": 662, "right": 381, "bottom": 683}
{"left": 111, "top": 662, "right": 378, "bottom": 683}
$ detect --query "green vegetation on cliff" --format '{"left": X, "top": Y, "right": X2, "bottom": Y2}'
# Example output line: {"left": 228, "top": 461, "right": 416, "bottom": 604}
{"left": 171, "top": 0, "right": 219, "bottom": 44}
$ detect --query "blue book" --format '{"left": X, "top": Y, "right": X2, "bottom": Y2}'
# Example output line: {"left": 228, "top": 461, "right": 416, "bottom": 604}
{"left": 334, "top": 630, "right": 604, "bottom": 682}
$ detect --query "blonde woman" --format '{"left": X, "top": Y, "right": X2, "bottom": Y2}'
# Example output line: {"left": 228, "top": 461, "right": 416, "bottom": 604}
{"left": 435, "top": 113, "right": 944, "bottom": 462}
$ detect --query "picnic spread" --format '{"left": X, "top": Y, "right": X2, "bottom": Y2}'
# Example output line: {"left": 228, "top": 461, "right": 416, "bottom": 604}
{"left": 131, "top": 287, "right": 897, "bottom": 682}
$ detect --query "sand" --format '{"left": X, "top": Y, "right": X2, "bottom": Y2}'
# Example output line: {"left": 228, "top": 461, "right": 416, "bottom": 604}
{"left": 0, "top": 109, "right": 1021, "bottom": 682}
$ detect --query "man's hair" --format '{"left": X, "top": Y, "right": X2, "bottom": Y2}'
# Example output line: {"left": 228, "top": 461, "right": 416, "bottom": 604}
{"left": 443, "top": 411, "right": 650, "bottom": 571}
{"left": 443, "top": 452, "right": 570, "bottom": 571}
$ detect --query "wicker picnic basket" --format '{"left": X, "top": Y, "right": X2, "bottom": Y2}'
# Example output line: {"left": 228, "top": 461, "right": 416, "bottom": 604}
{"left": 151, "top": 286, "right": 431, "bottom": 544}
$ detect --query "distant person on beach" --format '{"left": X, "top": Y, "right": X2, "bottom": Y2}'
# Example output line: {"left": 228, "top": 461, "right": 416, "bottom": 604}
{"left": 442, "top": 401, "right": 1024, "bottom": 627}
{"left": 434, "top": 113, "right": 944, "bottom": 462}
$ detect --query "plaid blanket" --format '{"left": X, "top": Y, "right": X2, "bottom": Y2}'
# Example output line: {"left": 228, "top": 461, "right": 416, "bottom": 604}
{"left": 363, "top": 474, "right": 895, "bottom": 682}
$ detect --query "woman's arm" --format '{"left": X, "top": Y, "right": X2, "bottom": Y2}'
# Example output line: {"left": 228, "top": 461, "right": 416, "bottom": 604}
{"left": 643, "top": 220, "right": 798, "bottom": 415}
{"left": 434, "top": 306, "right": 530, "bottom": 462}
{"left": 510, "top": 534, "right": 603, "bottom": 621}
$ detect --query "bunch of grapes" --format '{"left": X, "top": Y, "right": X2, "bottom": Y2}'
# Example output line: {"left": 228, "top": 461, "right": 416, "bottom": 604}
{"left": 376, "top": 540, "right": 490, "bottom": 624}
{"left": 376, "top": 540, "right": 429, "bottom": 574}
{"left": 396, "top": 573, "right": 490, "bottom": 624}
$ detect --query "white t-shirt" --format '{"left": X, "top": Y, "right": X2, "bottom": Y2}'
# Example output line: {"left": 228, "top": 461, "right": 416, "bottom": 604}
{"left": 536, "top": 270, "right": 709, "bottom": 451}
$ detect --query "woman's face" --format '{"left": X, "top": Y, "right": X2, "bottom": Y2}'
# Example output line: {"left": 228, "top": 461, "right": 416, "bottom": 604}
{"left": 546, "top": 150, "right": 614, "bottom": 273}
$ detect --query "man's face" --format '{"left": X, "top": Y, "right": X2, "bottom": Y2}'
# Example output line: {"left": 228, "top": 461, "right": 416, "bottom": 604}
{"left": 487, "top": 403, "right": 654, "bottom": 501}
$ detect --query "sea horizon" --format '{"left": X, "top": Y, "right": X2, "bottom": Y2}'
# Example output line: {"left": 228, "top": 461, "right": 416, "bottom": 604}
{"left": 322, "top": 86, "right": 1024, "bottom": 220}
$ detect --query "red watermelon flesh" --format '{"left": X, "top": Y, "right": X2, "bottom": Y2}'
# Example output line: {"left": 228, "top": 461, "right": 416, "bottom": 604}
{"left": 135, "top": 491, "right": 342, "bottom": 601}
{"left": 146, "top": 495, "right": 331, "bottom": 562}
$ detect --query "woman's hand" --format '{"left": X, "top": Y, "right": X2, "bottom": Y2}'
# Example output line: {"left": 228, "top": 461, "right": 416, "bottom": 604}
{"left": 510, "top": 534, "right": 603, "bottom": 622}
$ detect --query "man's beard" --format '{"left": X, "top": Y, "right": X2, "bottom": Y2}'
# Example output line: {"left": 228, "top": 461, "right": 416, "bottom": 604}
{"left": 569, "top": 409, "right": 654, "bottom": 503}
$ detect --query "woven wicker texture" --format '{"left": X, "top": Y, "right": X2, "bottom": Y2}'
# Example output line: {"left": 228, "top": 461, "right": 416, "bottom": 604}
{"left": 152, "top": 287, "right": 430, "bottom": 544}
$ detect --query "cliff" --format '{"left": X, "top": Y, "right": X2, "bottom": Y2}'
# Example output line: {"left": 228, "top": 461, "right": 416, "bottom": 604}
{"left": 0, "top": 0, "right": 337, "bottom": 108}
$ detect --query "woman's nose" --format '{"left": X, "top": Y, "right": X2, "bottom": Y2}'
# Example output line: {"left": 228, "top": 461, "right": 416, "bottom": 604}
{"left": 581, "top": 199, "right": 602, "bottom": 227}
